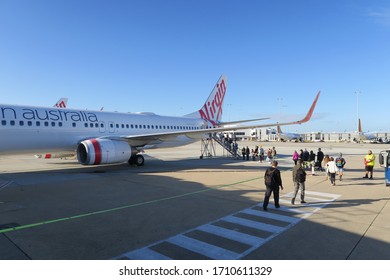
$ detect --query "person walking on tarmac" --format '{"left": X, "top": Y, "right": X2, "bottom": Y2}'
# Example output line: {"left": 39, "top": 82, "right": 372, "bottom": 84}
{"left": 326, "top": 157, "right": 338, "bottom": 186}
{"left": 363, "top": 150, "right": 376, "bottom": 179}
{"left": 263, "top": 160, "right": 283, "bottom": 211}
{"left": 291, "top": 159, "right": 307, "bottom": 204}
{"left": 335, "top": 153, "right": 346, "bottom": 181}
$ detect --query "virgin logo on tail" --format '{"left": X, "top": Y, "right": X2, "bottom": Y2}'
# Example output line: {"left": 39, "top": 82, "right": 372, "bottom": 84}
{"left": 54, "top": 98, "right": 68, "bottom": 108}
{"left": 56, "top": 101, "right": 66, "bottom": 108}
{"left": 198, "top": 76, "right": 227, "bottom": 126}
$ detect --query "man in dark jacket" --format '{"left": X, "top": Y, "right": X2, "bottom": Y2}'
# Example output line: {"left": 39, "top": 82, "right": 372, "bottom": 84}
{"left": 291, "top": 159, "right": 307, "bottom": 205}
{"left": 263, "top": 160, "right": 284, "bottom": 211}
{"left": 317, "top": 148, "right": 325, "bottom": 171}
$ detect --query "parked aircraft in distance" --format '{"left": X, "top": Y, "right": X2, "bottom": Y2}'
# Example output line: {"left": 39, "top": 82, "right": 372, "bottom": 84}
{"left": 277, "top": 125, "right": 303, "bottom": 142}
{"left": 357, "top": 118, "right": 377, "bottom": 142}
{"left": 0, "top": 75, "right": 320, "bottom": 166}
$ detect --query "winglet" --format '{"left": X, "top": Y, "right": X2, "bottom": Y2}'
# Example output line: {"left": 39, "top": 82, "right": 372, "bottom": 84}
{"left": 297, "top": 91, "right": 320, "bottom": 124}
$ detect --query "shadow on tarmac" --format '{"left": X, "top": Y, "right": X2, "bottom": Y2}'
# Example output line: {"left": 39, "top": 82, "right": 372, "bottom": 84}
{"left": 1, "top": 156, "right": 390, "bottom": 260}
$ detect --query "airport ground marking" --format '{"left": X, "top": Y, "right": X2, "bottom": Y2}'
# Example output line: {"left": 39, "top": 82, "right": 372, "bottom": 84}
{"left": 115, "top": 190, "right": 341, "bottom": 260}
{"left": 0, "top": 176, "right": 263, "bottom": 234}
{"left": 0, "top": 167, "right": 328, "bottom": 234}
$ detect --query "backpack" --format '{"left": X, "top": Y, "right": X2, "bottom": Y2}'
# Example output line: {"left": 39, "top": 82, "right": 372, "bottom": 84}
{"left": 295, "top": 167, "right": 306, "bottom": 183}
{"left": 336, "top": 158, "right": 344, "bottom": 168}
{"left": 265, "top": 168, "right": 277, "bottom": 187}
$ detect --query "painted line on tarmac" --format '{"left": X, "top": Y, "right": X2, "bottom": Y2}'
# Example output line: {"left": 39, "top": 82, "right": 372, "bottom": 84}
{"left": 0, "top": 180, "right": 13, "bottom": 190}
{"left": 0, "top": 177, "right": 261, "bottom": 234}
{"left": 115, "top": 191, "right": 341, "bottom": 260}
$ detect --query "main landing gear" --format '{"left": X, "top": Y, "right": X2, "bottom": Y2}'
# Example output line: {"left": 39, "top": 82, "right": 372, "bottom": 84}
{"left": 128, "top": 154, "right": 145, "bottom": 166}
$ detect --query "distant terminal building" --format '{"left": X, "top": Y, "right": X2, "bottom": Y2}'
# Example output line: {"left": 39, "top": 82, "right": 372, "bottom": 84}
{"left": 226, "top": 128, "right": 390, "bottom": 143}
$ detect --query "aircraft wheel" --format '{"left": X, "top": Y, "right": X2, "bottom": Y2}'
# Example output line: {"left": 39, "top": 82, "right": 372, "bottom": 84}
{"left": 135, "top": 155, "right": 144, "bottom": 166}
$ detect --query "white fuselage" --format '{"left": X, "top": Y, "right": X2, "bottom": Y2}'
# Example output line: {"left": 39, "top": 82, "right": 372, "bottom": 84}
{"left": 0, "top": 104, "right": 206, "bottom": 155}
{"left": 279, "top": 132, "right": 302, "bottom": 141}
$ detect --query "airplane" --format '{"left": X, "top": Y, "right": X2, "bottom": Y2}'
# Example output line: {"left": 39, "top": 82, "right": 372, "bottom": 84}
{"left": 276, "top": 125, "right": 303, "bottom": 142}
{"left": 0, "top": 75, "right": 320, "bottom": 166}
{"left": 357, "top": 118, "right": 377, "bottom": 142}
{"left": 35, "top": 98, "right": 70, "bottom": 159}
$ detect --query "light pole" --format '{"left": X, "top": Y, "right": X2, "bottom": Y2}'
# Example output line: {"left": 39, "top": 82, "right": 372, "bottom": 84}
{"left": 277, "top": 97, "right": 283, "bottom": 123}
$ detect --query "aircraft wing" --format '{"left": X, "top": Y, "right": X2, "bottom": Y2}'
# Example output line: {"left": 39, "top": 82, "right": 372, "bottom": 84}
{"left": 118, "top": 91, "right": 320, "bottom": 147}
{"left": 217, "top": 117, "right": 270, "bottom": 126}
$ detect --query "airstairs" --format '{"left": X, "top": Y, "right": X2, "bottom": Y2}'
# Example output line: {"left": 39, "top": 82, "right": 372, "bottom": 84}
{"left": 200, "top": 133, "right": 240, "bottom": 159}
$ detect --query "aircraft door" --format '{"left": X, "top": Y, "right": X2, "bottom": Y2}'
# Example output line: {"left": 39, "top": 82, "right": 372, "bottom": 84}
{"left": 99, "top": 121, "right": 106, "bottom": 133}
{"left": 108, "top": 121, "right": 115, "bottom": 133}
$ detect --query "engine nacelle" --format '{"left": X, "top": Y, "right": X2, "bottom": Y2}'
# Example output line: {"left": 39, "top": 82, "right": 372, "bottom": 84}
{"left": 77, "top": 139, "right": 132, "bottom": 165}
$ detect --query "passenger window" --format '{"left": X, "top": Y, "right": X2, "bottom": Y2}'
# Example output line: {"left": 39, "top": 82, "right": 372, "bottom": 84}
{"left": 59, "top": 122, "right": 63, "bottom": 127}
{"left": 72, "top": 123, "right": 76, "bottom": 127}
{"left": 10, "top": 121, "right": 15, "bottom": 126}
{"left": 36, "top": 121, "right": 41, "bottom": 126}
{"left": 44, "top": 122, "right": 49, "bottom": 127}
{"left": 2, "top": 120, "right": 6, "bottom": 125}
{"left": 19, "top": 121, "right": 24, "bottom": 126}
{"left": 85, "top": 123, "right": 88, "bottom": 128}
{"left": 28, "top": 121, "right": 32, "bottom": 126}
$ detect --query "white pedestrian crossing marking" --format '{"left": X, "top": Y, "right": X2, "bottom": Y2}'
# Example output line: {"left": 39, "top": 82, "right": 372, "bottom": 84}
{"left": 167, "top": 235, "right": 241, "bottom": 260}
{"left": 221, "top": 215, "right": 285, "bottom": 233}
{"left": 241, "top": 208, "right": 301, "bottom": 224}
{"left": 123, "top": 247, "right": 172, "bottom": 260}
{"left": 197, "top": 224, "right": 265, "bottom": 246}
{"left": 114, "top": 191, "right": 341, "bottom": 260}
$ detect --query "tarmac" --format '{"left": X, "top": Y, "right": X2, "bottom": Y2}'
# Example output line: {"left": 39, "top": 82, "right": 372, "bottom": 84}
{"left": 1, "top": 141, "right": 390, "bottom": 260}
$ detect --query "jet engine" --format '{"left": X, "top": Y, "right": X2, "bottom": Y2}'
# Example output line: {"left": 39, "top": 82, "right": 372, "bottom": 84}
{"left": 77, "top": 139, "right": 132, "bottom": 165}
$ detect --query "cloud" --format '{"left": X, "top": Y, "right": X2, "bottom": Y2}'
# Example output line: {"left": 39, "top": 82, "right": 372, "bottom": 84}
{"left": 368, "top": 7, "right": 390, "bottom": 26}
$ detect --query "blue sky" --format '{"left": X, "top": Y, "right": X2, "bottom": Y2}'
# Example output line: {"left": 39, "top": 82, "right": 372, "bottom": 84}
{"left": 1, "top": 0, "right": 389, "bottom": 133}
